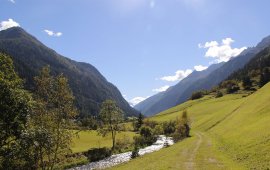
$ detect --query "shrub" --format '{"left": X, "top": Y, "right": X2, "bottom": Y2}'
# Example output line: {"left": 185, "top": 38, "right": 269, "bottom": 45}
{"left": 134, "top": 128, "right": 156, "bottom": 147}
{"left": 215, "top": 91, "right": 223, "bottom": 98}
{"left": 221, "top": 80, "right": 240, "bottom": 94}
{"left": 153, "top": 125, "right": 164, "bottom": 135}
{"left": 84, "top": 147, "right": 111, "bottom": 162}
{"left": 143, "top": 120, "right": 158, "bottom": 129}
{"left": 162, "top": 121, "right": 176, "bottom": 135}
{"left": 131, "top": 146, "right": 139, "bottom": 159}
{"left": 226, "top": 84, "right": 240, "bottom": 94}
{"left": 114, "top": 135, "right": 132, "bottom": 153}
{"left": 190, "top": 91, "right": 203, "bottom": 100}
{"left": 140, "top": 126, "right": 153, "bottom": 138}
{"left": 242, "top": 76, "right": 252, "bottom": 90}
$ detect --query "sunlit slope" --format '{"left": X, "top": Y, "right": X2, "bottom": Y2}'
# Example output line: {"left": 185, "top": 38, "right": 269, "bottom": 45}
{"left": 111, "top": 83, "right": 270, "bottom": 169}
{"left": 150, "top": 83, "right": 270, "bottom": 169}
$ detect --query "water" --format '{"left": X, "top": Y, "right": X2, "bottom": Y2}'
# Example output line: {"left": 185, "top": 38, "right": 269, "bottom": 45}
{"left": 69, "top": 135, "right": 174, "bottom": 170}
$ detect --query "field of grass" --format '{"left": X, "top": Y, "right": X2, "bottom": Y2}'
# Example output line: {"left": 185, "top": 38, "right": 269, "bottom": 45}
{"left": 71, "top": 130, "right": 136, "bottom": 153}
{"left": 111, "top": 83, "right": 270, "bottom": 169}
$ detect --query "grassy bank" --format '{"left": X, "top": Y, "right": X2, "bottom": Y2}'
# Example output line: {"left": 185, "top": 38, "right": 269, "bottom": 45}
{"left": 110, "top": 83, "right": 270, "bottom": 169}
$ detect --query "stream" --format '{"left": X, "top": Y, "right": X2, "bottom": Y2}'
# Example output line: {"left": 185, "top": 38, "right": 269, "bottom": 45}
{"left": 69, "top": 135, "right": 174, "bottom": 170}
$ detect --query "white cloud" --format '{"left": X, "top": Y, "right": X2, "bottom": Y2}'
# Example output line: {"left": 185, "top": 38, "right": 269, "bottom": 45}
{"left": 152, "top": 85, "right": 170, "bottom": 92}
{"left": 161, "top": 69, "right": 192, "bottom": 82}
{"left": 199, "top": 38, "right": 247, "bottom": 63}
{"left": 129, "top": 96, "right": 148, "bottom": 107}
{"left": 8, "top": 0, "right": 15, "bottom": 3}
{"left": 194, "top": 65, "right": 208, "bottom": 71}
{"left": 0, "top": 19, "right": 20, "bottom": 31}
{"left": 44, "top": 29, "right": 62, "bottom": 37}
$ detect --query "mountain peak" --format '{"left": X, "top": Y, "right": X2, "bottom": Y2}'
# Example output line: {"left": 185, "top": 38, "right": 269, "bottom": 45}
{"left": 256, "top": 35, "right": 270, "bottom": 49}
{"left": 0, "top": 27, "right": 138, "bottom": 117}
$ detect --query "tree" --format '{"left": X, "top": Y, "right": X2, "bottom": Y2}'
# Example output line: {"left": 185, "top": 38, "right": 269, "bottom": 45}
{"left": 135, "top": 113, "right": 144, "bottom": 131}
{"left": 98, "top": 100, "right": 124, "bottom": 151}
{"left": 31, "top": 66, "right": 78, "bottom": 170}
{"left": 223, "top": 80, "right": 240, "bottom": 94}
{"left": 0, "top": 53, "right": 33, "bottom": 169}
{"left": 173, "top": 110, "right": 191, "bottom": 141}
{"left": 181, "top": 110, "right": 190, "bottom": 137}
{"left": 242, "top": 76, "right": 252, "bottom": 90}
{"left": 260, "top": 68, "right": 270, "bottom": 87}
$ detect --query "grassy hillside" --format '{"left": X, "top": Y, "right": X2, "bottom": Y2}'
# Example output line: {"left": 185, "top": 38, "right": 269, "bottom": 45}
{"left": 71, "top": 130, "right": 136, "bottom": 153}
{"left": 111, "top": 83, "right": 270, "bottom": 169}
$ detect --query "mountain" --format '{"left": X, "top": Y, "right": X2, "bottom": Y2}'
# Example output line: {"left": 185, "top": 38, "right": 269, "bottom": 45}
{"left": 135, "top": 63, "right": 224, "bottom": 116}
{"left": 226, "top": 44, "right": 270, "bottom": 86}
{"left": 0, "top": 27, "right": 138, "bottom": 117}
{"left": 136, "top": 35, "right": 270, "bottom": 116}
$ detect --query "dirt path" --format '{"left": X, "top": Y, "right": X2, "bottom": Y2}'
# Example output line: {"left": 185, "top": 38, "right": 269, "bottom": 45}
{"left": 181, "top": 131, "right": 229, "bottom": 170}
{"left": 185, "top": 132, "right": 203, "bottom": 170}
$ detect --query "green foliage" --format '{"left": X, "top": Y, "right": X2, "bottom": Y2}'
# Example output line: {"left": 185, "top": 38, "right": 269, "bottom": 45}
{"left": 226, "top": 46, "right": 270, "bottom": 90}
{"left": 0, "top": 53, "right": 34, "bottom": 169}
{"left": 114, "top": 135, "right": 133, "bottom": 153}
{"left": 133, "top": 126, "right": 156, "bottom": 147}
{"left": 260, "top": 67, "right": 270, "bottom": 87}
{"left": 134, "top": 113, "right": 144, "bottom": 131}
{"left": 143, "top": 119, "right": 158, "bottom": 129}
{"left": 221, "top": 80, "right": 240, "bottom": 94}
{"left": 190, "top": 91, "right": 204, "bottom": 100}
{"left": 84, "top": 147, "right": 112, "bottom": 162}
{"left": 28, "top": 66, "right": 78, "bottom": 170}
{"left": 162, "top": 121, "right": 176, "bottom": 135}
{"left": 242, "top": 76, "right": 252, "bottom": 90}
{"left": 215, "top": 91, "right": 223, "bottom": 98}
{"left": 131, "top": 146, "right": 139, "bottom": 159}
{"left": 98, "top": 100, "right": 124, "bottom": 150}
{"left": 153, "top": 124, "right": 164, "bottom": 136}
{"left": 139, "top": 126, "right": 153, "bottom": 138}
{"left": 79, "top": 116, "right": 99, "bottom": 130}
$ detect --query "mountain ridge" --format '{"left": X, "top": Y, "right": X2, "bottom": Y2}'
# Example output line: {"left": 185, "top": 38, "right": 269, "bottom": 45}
{"left": 0, "top": 27, "right": 138, "bottom": 117}
{"left": 136, "top": 35, "right": 270, "bottom": 116}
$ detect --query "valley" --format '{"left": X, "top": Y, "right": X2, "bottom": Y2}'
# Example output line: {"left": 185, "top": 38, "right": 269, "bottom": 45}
{"left": 1, "top": 2, "right": 270, "bottom": 169}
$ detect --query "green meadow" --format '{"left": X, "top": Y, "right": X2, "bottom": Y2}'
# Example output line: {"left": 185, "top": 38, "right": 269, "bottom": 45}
{"left": 71, "top": 130, "right": 136, "bottom": 153}
{"left": 110, "top": 83, "right": 270, "bottom": 169}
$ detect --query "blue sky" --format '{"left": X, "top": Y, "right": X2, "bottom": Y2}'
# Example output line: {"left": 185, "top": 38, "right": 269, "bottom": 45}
{"left": 1, "top": 0, "right": 270, "bottom": 106}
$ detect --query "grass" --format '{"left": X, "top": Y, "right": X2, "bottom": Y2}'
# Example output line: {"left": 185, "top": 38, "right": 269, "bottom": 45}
{"left": 71, "top": 130, "right": 137, "bottom": 153}
{"left": 110, "top": 83, "right": 270, "bottom": 169}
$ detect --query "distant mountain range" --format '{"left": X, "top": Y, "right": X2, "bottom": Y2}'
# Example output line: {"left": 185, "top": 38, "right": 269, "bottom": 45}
{"left": 135, "top": 35, "right": 270, "bottom": 116}
{"left": 0, "top": 27, "right": 138, "bottom": 117}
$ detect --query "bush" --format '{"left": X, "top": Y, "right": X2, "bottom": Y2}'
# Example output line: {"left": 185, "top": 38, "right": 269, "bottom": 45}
{"left": 114, "top": 135, "right": 133, "bottom": 153}
{"left": 190, "top": 91, "right": 203, "bottom": 100}
{"left": 143, "top": 120, "right": 158, "bottom": 129}
{"left": 131, "top": 146, "right": 139, "bottom": 159}
{"left": 162, "top": 121, "right": 176, "bottom": 135}
{"left": 215, "top": 91, "right": 223, "bottom": 98}
{"left": 226, "top": 84, "right": 240, "bottom": 94}
{"left": 242, "top": 76, "right": 252, "bottom": 90}
{"left": 140, "top": 126, "right": 153, "bottom": 138}
{"left": 153, "top": 125, "right": 164, "bottom": 135}
{"left": 84, "top": 147, "right": 111, "bottom": 162}
{"left": 134, "top": 131, "right": 156, "bottom": 147}
{"left": 221, "top": 80, "right": 240, "bottom": 94}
